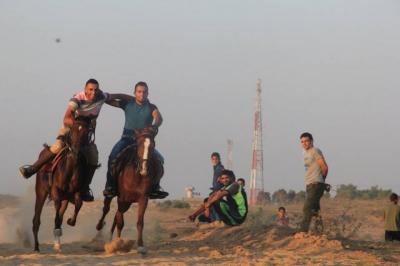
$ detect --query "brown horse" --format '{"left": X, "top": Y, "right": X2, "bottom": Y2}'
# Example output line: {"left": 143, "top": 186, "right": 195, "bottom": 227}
{"left": 32, "top": 118, "right": 93, "bottom": 252}
{"left": 96, "top": 127, "right": 162, "bottom": 255}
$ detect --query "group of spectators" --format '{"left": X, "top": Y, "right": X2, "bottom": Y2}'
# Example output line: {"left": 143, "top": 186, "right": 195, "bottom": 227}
{"left": 188, "top": 133, "right": 400, "bottom": 243}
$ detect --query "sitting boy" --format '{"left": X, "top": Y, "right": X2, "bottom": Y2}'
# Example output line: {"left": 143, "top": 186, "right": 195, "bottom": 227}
{"left": 276, "top": 206, "right": 289, "bottom": 226}
{"left": 189, "top": 170, "right": 248, "bottom": 226}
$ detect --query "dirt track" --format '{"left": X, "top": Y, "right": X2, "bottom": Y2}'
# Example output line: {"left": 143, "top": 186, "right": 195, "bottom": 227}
{"left": 0, "top": 195, "right": 399, "bottom": 265}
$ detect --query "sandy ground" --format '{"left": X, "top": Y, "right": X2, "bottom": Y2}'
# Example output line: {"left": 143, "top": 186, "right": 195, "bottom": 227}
{"left": 0, "top": 192, "right": 400, "bottom": 266}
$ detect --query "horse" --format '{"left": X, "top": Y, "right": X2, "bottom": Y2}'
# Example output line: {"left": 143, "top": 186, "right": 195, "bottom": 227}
{"left": 96, "top": 127, "right": 162, "bottom": 255}
{"left": 32, "top": 118, "right": 93, "bottom": 252}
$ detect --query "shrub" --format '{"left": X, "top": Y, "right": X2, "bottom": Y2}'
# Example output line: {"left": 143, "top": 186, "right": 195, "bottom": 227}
{"left": 335, "top": 184, "right": 392, "bottom": 200}
{"left": 243, "top": 207, "right": 275, "bottom": 230}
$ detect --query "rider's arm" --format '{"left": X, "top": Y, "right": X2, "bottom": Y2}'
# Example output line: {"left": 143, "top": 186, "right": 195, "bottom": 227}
{"left": 105, "top": 93, "right": 134, "bottom": 108}
{"left": 152, "top": 109, "right": 163, "bottom": 127}
{"left": 63, "top": 106, "right": 75, "bottom": 128}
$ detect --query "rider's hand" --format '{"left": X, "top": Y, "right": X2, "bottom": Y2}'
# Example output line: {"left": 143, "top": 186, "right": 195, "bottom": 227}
{"left": 150, "top": 125, "right": 159, "bottom": 135}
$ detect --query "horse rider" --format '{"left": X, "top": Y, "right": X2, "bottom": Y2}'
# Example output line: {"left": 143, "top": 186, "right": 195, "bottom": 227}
{"left": 103, "top": 81, "right": 169, "bottom": 199}
{"left": 19, "top": 79, "right": 109, "bottom": 202}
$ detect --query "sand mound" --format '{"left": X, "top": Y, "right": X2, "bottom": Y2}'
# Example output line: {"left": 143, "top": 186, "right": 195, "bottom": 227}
{"left": 289, "top": 232, "right": 343, "bottom": 250}
{"left": 104, "top": 238, "right": 135, "bottom": 254}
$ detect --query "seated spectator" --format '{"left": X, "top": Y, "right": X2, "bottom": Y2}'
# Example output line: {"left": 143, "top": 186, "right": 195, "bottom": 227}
{"left": 188, "top": 170, "right": 248, "bottom": 226}
{"left": 276, "top": 206, "right": 289, "bottom": 227}
{"left": 384, "top": 193, "right": 400, "bottom": 241}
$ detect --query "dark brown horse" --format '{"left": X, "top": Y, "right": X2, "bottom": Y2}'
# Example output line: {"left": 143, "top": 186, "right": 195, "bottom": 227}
{"left": 32, "top": 118, "right": 93, "bottom": 252}
{"left": 96, "top": 127, "right": 162, "bottom": 255}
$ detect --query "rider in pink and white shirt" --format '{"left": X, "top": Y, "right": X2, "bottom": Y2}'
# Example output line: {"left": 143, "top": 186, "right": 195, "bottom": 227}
{"left": 19, "top": 79, "right": 109, "bottom": 201}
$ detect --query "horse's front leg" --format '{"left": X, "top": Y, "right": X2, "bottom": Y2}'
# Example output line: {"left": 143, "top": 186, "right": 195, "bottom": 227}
{"left": 32, "top": 182, "right": 48, "bottom": 252}
{"left": 53, "top": 197, "right": 68, "bottom": 252}
{"left": 96, "top": 197, "right": 112, "bottom": 231}
{"left": 67, "top": 192, "right": 82, "bottom": 227}
{"left": 137, "top": 196, "right": 148, "bottom": 255}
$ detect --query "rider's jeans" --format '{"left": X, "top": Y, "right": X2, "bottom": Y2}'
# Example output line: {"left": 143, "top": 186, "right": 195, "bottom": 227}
{"left": 106, "top": 136, "right": 135, "bottom": 187}
{"left": 105, "top": 129, "right": 164, "bottom": 188}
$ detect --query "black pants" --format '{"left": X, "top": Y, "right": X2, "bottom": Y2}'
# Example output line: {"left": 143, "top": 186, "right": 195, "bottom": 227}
{"left": 212, "top": 199, "right": 246, "bottom": 226}
{"left": 385, "top": 231, "right": 400, "bottom": 241}
{"left": 300, "top": 182, "right": 325, "bottom": 232}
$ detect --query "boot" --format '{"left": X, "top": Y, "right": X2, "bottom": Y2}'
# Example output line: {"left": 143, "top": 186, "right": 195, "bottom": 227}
{"left": 103, "top": 186, "right": 116, "bottom": 198}
{"left": 103, "top": 170, "right": 117, "bottom": 198}
{"left": 149, "top": 183, "right": 169, "bottom": 199}
{"left": 81, "top": 165, "right": 97, "bottom": 202}
{"left": 19, "top": 148, "right": 56, "bottom": 179}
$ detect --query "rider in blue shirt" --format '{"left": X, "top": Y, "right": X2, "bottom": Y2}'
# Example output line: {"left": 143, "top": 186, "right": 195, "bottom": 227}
{"left": 103, "top": 81, "right": 168, "bottom": 199}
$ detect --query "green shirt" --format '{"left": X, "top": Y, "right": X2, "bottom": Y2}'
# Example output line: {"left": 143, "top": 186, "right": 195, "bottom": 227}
{"left": 223, "top": 182, "right": 248, "bottom": 218}
{"left": 384, "top": 203, "right": 400, "bottom": 231}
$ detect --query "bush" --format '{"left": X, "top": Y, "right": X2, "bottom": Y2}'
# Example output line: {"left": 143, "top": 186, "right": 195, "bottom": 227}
{"left": 243, "top": 206, "right": 275, "bottom": 230}
{"left": 272, "top": 189, "right": 288, "bottom": 203}
{"left": 257, "top": 191, "right": 271, "bottom": 204}
{"left": 294, "top": 190, "right": 306, "bottom": 202}
{"left": 335, "top": 184, "right": 392, "bottom": 200}
{"left": 324, "top": 208, "right": 362, "bottom": 239}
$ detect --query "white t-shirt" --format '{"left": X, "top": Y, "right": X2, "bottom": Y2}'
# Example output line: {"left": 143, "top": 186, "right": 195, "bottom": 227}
{"left": 303, "top": 147, "right": 325, "bottom": 185}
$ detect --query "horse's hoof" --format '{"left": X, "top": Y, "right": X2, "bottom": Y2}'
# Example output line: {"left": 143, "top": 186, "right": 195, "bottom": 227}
{"left": 96, "top": 221, "right": 105, "bottom": 231}
{"left": 67, "top": 218, "right": 76, "bottom": 227}
{"left": 137, "top": 246, "right": 147, "bottom": 255}
{"left": 34, "top": 248, "right": 40, "bottom": 253}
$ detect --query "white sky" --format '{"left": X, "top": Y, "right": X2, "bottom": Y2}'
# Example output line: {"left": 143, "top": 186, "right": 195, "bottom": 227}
{"left": 0, "top": 0, "right": 399, "bottom": 198}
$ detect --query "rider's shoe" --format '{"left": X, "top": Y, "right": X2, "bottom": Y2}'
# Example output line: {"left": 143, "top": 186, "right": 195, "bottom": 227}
{"left": 19, "top": 165, "right": 36, "bottom": 179}
{"left": 103, "top": 186, "right": 117, "bottom": 198}
{"left": 19, "top": 148, "right": 56, "bottom": 179}
{"left": 81, "top": 188, "right": 94, "bottom": 202}
{"left": 149, "top": 187, "right": 169, "bottom": 199}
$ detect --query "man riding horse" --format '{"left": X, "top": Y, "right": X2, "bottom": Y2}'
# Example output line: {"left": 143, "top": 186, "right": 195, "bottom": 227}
{"left": 103, "top": 81, "right": 168, "bottom": 199}
{"left": 19, "top": 79, "right": 108, "bottom": 202}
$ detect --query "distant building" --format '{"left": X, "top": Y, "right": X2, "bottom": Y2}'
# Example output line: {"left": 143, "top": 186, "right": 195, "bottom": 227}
{"left": 185, "top": 186, "right": 200, "bottom": 199}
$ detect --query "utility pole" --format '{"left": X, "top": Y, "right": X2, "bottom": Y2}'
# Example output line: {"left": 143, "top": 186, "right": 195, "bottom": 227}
{"left": 227, "top": 139, "right": 234, "bottom": 170}
{"left": 249, "top": 79, "right": 264, "bottom": 206}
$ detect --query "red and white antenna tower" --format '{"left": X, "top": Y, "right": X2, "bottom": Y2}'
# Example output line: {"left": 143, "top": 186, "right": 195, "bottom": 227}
{"left": 249, "top": 79, "right": 264, "bottom": 206}
{"left": 227, "top": 139, "right": 234, "bottom": 170}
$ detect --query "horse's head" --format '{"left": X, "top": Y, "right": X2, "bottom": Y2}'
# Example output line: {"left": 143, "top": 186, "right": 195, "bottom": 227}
{"left": 69, "top": 118, "right": 92, "bottom": 153}
{"left": 135, "top": 127, "right": 157, "bottom": 176}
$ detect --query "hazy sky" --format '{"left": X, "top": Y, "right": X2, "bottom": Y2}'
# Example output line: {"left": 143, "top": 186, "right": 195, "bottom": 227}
{"left": 1, "top": 0, "right": 399, "bottom": 198}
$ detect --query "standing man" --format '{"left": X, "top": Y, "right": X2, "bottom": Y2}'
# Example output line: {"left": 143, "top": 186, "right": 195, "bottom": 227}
{"left": 103, "top": 81, "right": 168, "bottom": 199}
{"left": 210, "top": 152, "right": 225, "bottom": 192}
{"left": 19, "top": 79, "right": 109, "bottom": 201}
{"left": 299, "top": 132, "right": 329, "bottom": 232}
{"left": 383, "top": 193, "right": 400, "bottom": 241}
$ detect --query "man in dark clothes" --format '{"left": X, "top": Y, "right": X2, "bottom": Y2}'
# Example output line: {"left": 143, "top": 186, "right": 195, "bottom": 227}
{"left": 210, "top": 152, "right": 225, "bottom": 192}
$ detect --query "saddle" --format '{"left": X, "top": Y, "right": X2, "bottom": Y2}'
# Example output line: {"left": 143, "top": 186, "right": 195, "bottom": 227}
{"left": 41, "top": 145, "right": 73, "bottom": 186}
